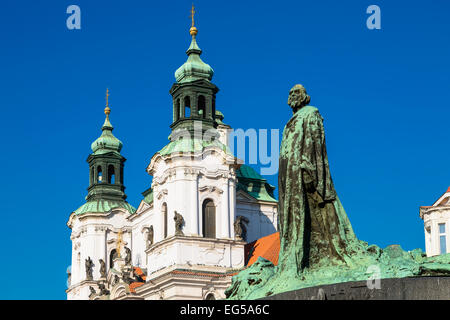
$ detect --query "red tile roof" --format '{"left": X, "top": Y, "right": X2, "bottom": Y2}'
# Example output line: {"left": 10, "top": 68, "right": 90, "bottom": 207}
{"left": 129, "top": 282, "right": 145, "bottom": 293}
{"left": 245, "top": 232, "right": 280, "bottom": 267}
{"left": 128, "top": 267, "right": 147, "bottom": 293}
{"left": 133, "top": 267, "right": 146, "bottom": 281}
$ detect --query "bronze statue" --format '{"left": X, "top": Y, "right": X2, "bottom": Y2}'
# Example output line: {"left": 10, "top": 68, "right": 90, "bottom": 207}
{"left": 234, "top": 216, "right": 250, "bottom": 241}
{"left": 278, "top": 84, "right": 360, "bottom": 273}
{"left": 85, "top": 257, "right": 94, "bottom": 280}
{"left": 99, "top": 259, "right": 106, "bottom": 278}
{"left": 174, "top": 211, "right": 184, "bottom": 236}
{"left": 146, "top": 225, "right": 154, "bottom": 249}
{"left": 224, "top": 84, "right": 450, "bottom": 300}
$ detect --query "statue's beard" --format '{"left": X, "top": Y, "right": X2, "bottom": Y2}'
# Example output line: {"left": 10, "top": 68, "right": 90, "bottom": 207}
{"left": 288, "top": 97, "right": 302, "bottom": 109}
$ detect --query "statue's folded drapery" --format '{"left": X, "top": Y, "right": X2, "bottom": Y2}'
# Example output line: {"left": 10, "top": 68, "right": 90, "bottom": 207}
{"left": 278, "top": 105, "right": 362, "bottom": 273}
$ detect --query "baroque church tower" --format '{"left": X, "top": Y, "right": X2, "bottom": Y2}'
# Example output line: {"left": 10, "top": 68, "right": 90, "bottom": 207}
{"left": 67, "top": 93, "right": 136, "bottom": 300}
{"left": 67, "top": 7, "right": 278, "bottom": 300}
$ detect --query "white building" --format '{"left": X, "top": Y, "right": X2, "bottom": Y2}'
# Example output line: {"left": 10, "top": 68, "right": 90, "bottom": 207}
{"left": 420, "top": 187, "right": 450, "bottom": 257}
{"left": 66, "top": 21, "right": 278, "bottom": 300}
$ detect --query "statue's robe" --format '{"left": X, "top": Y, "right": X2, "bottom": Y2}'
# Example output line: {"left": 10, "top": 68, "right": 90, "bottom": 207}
{"left": 278, "top": 106, "right": 362, "bottom": 274}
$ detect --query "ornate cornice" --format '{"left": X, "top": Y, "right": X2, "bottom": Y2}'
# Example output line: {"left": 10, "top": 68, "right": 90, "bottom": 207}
{"left": 420, "top": 205, "right": 450, "bottom": 219}
{"left": 198, "top": 185, "right": 223, "bottom": 194}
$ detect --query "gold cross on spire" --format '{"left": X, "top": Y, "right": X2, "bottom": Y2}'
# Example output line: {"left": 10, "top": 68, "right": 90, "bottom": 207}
{"left": 106, "top": 88, "right": 110, "bottom": 107}
{"left": 189, "top": 4, "right": 198, "bottom": 36}
{"left": 116, "top": 230, "right": 123, "bottom": 258}
{"left": 104, "top": 88, "right": 111, "bottom": 118}
{"left": 190, "top": 3, "right": 195, "bottom": 28}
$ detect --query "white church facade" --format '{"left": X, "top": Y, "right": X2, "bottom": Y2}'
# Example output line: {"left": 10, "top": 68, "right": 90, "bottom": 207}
{"left": 66, "top": 19, "right": 278, "bottom": 300}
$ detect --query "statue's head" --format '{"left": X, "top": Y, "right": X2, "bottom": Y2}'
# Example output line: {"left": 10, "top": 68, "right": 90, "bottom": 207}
{"left": 288, "top": 84, "right": 311, "bottom": 113}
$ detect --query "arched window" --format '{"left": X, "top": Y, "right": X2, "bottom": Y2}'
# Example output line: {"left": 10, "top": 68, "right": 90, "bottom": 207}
{"left": 205, "top": 293, "right": 216, "bottom": 300}
{"left": 108, "top": 165, "right": 115, "bottom": 184}
{"left": 162, "top": 203, "right": 168, "bottom": 239}
{"left": 97, "top": 166, "right": 103, "bottom": 183}
{"left": 175, "top": 99, "right": 180, "bottom": 122}
{"left": 184, "top": 96, "right": 191, "bottom": 118}
{"left": 198, "top": 95, "right": 206, "bottom": 119}
{"left": 202, "top": 199, "right": 216, "bottom": 238}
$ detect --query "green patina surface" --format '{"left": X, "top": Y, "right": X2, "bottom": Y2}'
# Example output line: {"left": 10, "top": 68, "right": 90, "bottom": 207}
{"left": 158, "top": 137, "right": 233, "bottom": 157}
{"left": 226, "top": 244, "right": 450, "bottom": 300}
{"left": 91, "top": 117, "right": 123, "bottom": 155}
{"left": 225, "top": 86, "right": 450, "bottom": 300}
{"left": 142, "top": 187, "right": 154, "bottom": 205}
{"left": 236, "top": 165, "right": 277, "bottom": 203}
{"left": 73, "top": 111, "right": 135, "bottom": 217}
{"left": 73, "top": 199, "right": 136, "bottom": 216}
{"left": 175, "top": 36, "right": 213, "bottom": 83}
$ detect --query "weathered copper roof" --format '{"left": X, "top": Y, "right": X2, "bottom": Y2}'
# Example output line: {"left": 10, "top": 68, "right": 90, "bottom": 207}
{"left": 236, "top": 165, "right": 277, "bottom": 202}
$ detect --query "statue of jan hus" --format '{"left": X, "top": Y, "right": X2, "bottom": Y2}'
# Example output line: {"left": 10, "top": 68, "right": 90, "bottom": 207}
{"left": 277, "top": 84, "right": 360, "bottom": 274}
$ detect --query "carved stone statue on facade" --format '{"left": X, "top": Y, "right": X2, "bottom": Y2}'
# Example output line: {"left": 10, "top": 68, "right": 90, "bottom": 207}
{"left": 99, "top": 259, "right": 106, "bottom": 278}
{"left": 124, "top": 246, "right": 132, "bottom": 265}
{"left": 113, "top": 274, "right": 120, "bottom": 286}
{"left": 174, "top": 211, "right": 184, "bottom": 236}
{"left": 85, "top": 257, "right": 94, "bottom": 280}
{"left": 89, "top": 286, "right": 96, "bottom": 296}
{"left": 98, "top": 282, "right": 110, "bottom": 296}
{"left": 234, "top": 216, "right": 250, "bottom": 241}
{"left": 146, "top": 226, "right": 154, "bottom": 249}
{"left": 122, "top": 270, "right": 134, "bottom": 284}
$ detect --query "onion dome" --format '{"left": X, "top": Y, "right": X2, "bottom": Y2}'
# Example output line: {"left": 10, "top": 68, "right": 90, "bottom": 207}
{"left": 91, "top": 94, "right": 123, "bottom": 155}
{"left": 174, "top": 15, "right": 214, "bottom": 83}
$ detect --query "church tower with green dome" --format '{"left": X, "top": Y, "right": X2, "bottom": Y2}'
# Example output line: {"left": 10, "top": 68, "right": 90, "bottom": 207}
{"left": 72, "top": 90, "right": 135, "bottom": 215}
{"left": 67, "top": 7, "right": 278, "bottom": 300}
{"left": 169, "top": 10, "right": 218, "bottom": 139}
{"left": 86, "top": 94, "right": 127, "bottom": 203}
{"left": 67, "top": 90, "right": 136, "bottom": 300}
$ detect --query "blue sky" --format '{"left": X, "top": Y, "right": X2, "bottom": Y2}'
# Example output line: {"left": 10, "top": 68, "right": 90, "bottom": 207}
{"left": 0, "top": 0, "right": 449, "bottom": 299}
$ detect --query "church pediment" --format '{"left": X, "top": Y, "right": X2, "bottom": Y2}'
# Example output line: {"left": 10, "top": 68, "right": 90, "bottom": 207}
{"left": 134, "top": 200, "right": 152, "bottom": 216}
{"left": 236, "top": 190, "right": 258, "bottom": 202}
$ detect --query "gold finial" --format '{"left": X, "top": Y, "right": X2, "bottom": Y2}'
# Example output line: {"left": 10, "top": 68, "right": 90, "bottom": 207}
{"left": 104, "top": 88, "right": 111, "bottom": 117}
{"left": 190, "top": 4, "right": 198, "bottom": 36}
{"left": 191, "top": 3, "right": 195, "bottom": 27}
{"left": 116, "top": 230, "right": 123, "bottom": 258}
